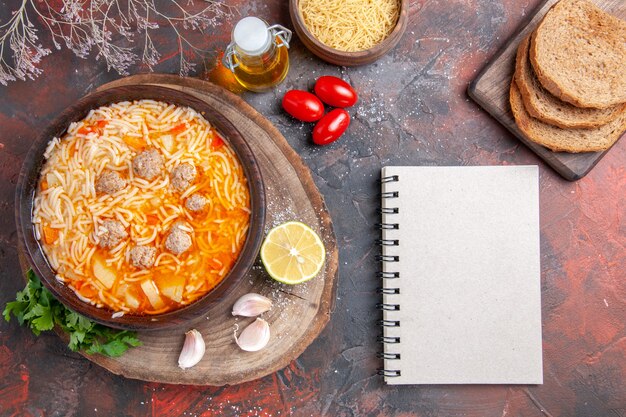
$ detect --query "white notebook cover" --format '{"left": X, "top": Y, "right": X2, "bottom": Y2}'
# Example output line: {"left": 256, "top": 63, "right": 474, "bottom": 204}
{"left": 381, "top": 166, "right": 542, "bottom": 385}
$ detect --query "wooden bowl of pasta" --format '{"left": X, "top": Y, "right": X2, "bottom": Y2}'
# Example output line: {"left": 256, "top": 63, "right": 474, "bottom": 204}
{"left": 289, "top": 0, "right": 408, "bottom": 66}
{"left": 16, "top": 85, "right": 266, "bottom": 330}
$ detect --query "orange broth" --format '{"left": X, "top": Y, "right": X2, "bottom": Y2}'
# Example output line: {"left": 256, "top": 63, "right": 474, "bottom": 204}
{"left": 33, "top": 100, "right": 251, "bottom": 315}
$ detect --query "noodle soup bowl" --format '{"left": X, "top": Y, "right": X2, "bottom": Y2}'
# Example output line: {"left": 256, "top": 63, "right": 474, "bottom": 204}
{"left": 16, "top": 85, "right": 266, "bottom": 330}
{"left": 289, "top": 0, "right": 408, "bottom": 66}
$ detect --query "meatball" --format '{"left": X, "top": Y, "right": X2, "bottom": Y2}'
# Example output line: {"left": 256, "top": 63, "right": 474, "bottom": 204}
{"left": 95, "top": 170, "right": 126, "bottom": 194}
{"left": 132, "top": 148, "right": 164, "bottom": 180}
{"left": 97, "top": 219, "right": 128, "bottom": 248}
{"left": 165, "top": 222, "right": 192, "bottom": 255}
{"left": 185, "top": 193, "right": 208, "bottom": 212}
{"left": 129, "top": 245, "right": 157, "bottom": 269}
{"left": 170, "top": 163, "right": 197, "bottom": 192}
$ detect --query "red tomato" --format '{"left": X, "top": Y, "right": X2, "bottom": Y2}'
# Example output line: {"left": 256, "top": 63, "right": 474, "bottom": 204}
{"left": 314, "top": 76, "right": 358, "bottom": 108}
{"left": 282, "top": 90, "right": 325, "bottom": 122}
{"left": 313, "top": 109, "right": 350, "bottom": 146}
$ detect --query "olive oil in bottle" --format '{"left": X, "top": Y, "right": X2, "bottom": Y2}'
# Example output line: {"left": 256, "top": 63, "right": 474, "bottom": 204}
{"left": 223, "top": 17, "right": 291, "bottom": 92}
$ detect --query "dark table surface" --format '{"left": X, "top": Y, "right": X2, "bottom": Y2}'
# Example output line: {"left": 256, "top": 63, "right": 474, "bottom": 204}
{"left": 1, "top": 1, "right": 625, "bottom": 416}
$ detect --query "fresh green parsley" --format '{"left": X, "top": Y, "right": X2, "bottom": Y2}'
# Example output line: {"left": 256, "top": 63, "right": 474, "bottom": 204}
{"left": 4, "top": 270, "right": 141, "bottom": 357}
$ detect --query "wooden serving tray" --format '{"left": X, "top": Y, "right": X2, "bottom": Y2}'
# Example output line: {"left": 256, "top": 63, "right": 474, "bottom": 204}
{"left": 468, "top": 0, "right": 626, "bottom": 181}
{"left": 20, "top": 74, "right": 338, "bottom": 386}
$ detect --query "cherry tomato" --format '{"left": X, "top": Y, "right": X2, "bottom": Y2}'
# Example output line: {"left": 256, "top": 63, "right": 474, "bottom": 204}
{"left": 282, "top": 90, "right": 325, "bottom": 122}
{"left": 313, "top": 109, "right": 350, "bottom": 146}
{"left": 314, "top": 76, "right": 358, "bottom": 108}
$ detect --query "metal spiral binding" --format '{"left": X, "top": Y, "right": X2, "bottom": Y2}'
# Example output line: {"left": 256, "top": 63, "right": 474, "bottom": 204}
{"left": 376, "top": 303, "right": 400, "bottom": 311}
{"left": 377, "top": 352, "right": 401, "bottom": 359}
{"left": 377, "top": 336, "right": 401, "bottom": 344}
{"left": 377, "top": 174, "right": 401, "bottom": 378}
{"left": 377, "top": 271, "right": 399, "bottom": 279}
{"left": 377, "top": 319, "right": 400, "bottom": 327}
{"left": 376, "top": 255, "right": 399, "bottom": 262}
{"left": 381, "top": 191, "right": 399, "bottom": 199}
{"left": 377, "top": 369, "right": 401, "bottom": 377}
{"left": 378, "top": 207, "right": 399, "bottom": 214}
{"left": 381, "top": 175, "right": 399, "bottom": 183}
{"left": 375, "top": 239, "right": 399, "bottom": 246}
{"left": 377, "top": 287, "right": 400, "bottom": 295}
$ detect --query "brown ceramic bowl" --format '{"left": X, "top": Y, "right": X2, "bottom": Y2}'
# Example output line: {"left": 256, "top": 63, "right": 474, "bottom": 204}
{"left": 16, "top": 85, "right": 266, "bottom": 330}
{"left": 289, "top": 0, "right": 408, "bottom": 66}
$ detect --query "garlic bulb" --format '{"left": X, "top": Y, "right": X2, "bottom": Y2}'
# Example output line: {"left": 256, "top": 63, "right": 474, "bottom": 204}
{"left": 234, "top": 318, "right": 270, "bottom": 352}
{"left": 232, "top": 293, "right": 273, "bottom": 317}
{"left": 178, "top": 329, "right": 205, "bottom": 369}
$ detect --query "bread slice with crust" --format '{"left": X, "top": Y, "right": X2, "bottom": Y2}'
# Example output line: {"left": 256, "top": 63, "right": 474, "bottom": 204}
{"left": 515, "top": 35, "right": 625, "bottom": 129}
{"left": 530, "top": 0, "right": 626, "bottom": 109}
{"left": 510, "top": 80, "right": 626, "bottom": 152}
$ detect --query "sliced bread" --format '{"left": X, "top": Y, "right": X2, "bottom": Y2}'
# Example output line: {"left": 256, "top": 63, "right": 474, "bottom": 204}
{"left": 530, "top": 0, "right": 626, "bottom": 109}
{"left": 510, "top": 80, "right": 626, "bottom": 152}
{"left": 515, "top": 35, "right": 626, "bottom": 129}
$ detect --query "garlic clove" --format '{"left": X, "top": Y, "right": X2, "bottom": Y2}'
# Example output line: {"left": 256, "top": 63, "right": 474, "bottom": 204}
{"left": 178, "top": 329, "right": 206, "bottom": 369}
{"left": 232, "top": 293, "right": 273, "bottom": 317}
{"left": 234, "top": 318, "right": 270, "bottom": 352}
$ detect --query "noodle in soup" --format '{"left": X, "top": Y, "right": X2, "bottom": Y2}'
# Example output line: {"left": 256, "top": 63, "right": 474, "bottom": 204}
{"left": 33, "top": 100, "right": 251, "bottom": 315}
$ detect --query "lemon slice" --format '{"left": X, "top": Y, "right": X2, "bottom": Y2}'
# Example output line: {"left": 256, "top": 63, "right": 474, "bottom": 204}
{"left": 260, "top": 221, "right": 325, "bottom": 284}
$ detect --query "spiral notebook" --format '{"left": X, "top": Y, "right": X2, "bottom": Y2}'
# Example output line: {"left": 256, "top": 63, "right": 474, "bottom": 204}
{"left": 378, "top": 165, "right": 543, "bottom": 385}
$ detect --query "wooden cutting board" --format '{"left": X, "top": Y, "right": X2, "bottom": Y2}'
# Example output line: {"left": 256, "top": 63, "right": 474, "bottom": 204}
{"left": 468, "top": 0, "right": 626, "bottom": 181}
{"left": 18, "top": 74, "right": 339, "bottom": 385}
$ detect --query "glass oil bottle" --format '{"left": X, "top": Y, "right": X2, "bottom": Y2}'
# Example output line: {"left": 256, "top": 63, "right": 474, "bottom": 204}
{"left": 223, "top": 17, "right": 292, "bottom": 92}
